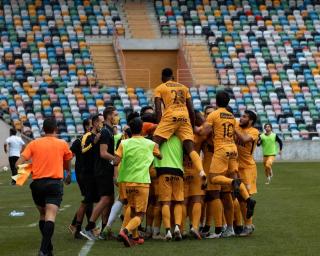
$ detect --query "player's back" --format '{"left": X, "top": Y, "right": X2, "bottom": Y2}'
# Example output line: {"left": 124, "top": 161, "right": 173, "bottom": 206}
{"left": 154, "top": 81, "right": 190, "bottom": 116}
{"left": 207, "top": 107, "right": 236, "bottom": 150}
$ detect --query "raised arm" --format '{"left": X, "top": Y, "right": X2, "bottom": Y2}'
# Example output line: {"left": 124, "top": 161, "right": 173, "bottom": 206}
{"left": 275, "top": 135, "right": 283, "bottom": 152}
{"left": 235, "top": 129, "right": 254, "bottom": 144}
{"left": 155, "top": 97, "right": 162, "bottom": 124}
{"left": 186, "top": 98, "right": 195, "bottom": 128}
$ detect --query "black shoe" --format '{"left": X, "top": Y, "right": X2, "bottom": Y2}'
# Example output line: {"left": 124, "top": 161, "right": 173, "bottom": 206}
{"left": 74, "top": 231, "right": 83, "bottom": 239}
{"left": 246, "top": 198, "right": 256, "bottom": 219}
{"left": 231, "top": 179, "right": 241, "bottom": 197}
{"left": 11, "top": 180, "right": 16, "bottom": 185}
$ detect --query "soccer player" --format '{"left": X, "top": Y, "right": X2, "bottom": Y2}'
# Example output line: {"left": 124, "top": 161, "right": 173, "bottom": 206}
{"left": 235, "top": 110, "right": 259, "bottom": 236}
{"left": 81, "top": 107, "right": 120, "bottom": 240}
{"left": 258, "top": 123, "right": 283, "bottom": 184}
{"left": 183, "top": 112, "right": 206, "bottom": 240}
{"left": 15, "top": 118, "right": 73, "bottom": 256}
{"left": 69, "top": 118, "right": 93, "bottom": 238}
{"left": 116, "top": 117, "right": 161, "bottom": 247}
{"left": 153, "top": 68, "right": 206, "bottom": 180}
{"left": 198, "top": 91, "right": 256, "bottom": 237}
{"left": 154, "top": 135, "right": 185, "bottom": 241}
{"left": 4, "top": 128, "right": 25, "bottom": 185}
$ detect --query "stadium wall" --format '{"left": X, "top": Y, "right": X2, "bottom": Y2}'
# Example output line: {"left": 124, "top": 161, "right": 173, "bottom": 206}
{"left": 123, "top": 50, "right": 178, "bottom": 87}
{"left": 0, "top": 121, "right": 10, "bottom": 167}
{"left": 254, "top": 141, "right": 320, "bottom": 162}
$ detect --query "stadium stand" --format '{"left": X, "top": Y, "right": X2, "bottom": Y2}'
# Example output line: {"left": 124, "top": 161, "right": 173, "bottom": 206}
{"left": 155, "top": 0, "right": 320, "bottom": 140}
{"left": 0, "top": 0, "right": 127, "bottom": 140}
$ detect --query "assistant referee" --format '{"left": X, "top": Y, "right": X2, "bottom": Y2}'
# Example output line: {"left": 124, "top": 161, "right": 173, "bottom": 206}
{"left": 16, "top": 118, "right": 73, "bottom": 256}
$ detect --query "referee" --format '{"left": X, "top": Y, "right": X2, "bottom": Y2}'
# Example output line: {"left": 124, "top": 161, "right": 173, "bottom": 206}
{"left": 16, "top": 118, "right": 73, "bottom": 256}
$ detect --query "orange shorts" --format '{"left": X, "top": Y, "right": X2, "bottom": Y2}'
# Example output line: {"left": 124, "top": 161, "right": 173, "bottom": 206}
{"left": 158, "top": 174, "right": 184, "bottom": 202}
{"left": 126, "top": 184, "right": 149, "bottom": 213}
{"left": 153, "top": 114, "right": 194, "bottom": 142}
{"left": 210, "top": 145, "right": 238, "bottom": 175}
{"left": 118, "top": 182, "right": 127, "bottom": 200}
{"left": 149, "top": 178, "right": 159, "bottom": 197}
{"left": 238, "top": 165, "right": 257, "bottom": 195}
{"left": 184, "top": 171, "right": 205, "bottom": 198}
{"left": 263, "top": 156, "right": 275, "bottom": 170}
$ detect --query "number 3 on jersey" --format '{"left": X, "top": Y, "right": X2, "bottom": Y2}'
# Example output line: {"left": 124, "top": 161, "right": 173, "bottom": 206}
{"left": 223, "top": 123, "right": 234, "bottom": 138}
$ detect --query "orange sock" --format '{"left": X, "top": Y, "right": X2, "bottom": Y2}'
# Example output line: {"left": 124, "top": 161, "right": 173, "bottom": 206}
{"left": 239, "top": 183, "right": 250, "bottom": 200}
{"left": 181, "top": 204, "right": 187, "bottom": 232}
{"left": 125, "top": 216, "right": 141, "bottom": 232}
{"left": 162, "top": 204, "right": 171, "bottom": 229}
{"left": 221, "top": 193, "right": 234, "bottom": 226}
{"left": 153, "top": 204, "right": 161, "bottom": 228}
{"left": 240, "top": 200, "right": 253, "bottom": 225}
{"left": 174, "top": 203, "right": 183, "bottom": 226}
{"left": 121, "top": 205, "right": 131, "bottom": 229}
{"left": 191, "top": 202, "right": 202, "bottom": 230}
{"left": 212, "top": 199, "right": 223, "bottom": 228}
{"left": 132, "top": 228, "right": 139, "bottom": 239}
{"left": 189, "top": 151, "right": 204, "bottom": 172}
{"left": 233, "top": 198, "right": 242, "bottom": 226}
{"left": 211, "top": 175, "right": 233, "bottom": 186}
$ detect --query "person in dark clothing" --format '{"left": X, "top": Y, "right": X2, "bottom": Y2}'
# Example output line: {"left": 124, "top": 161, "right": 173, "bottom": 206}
{"left": 69, "top": 118, "right": 93, "bottom": 238}
{"left": 81, "top": 106, "right": 120, "bottom": 240}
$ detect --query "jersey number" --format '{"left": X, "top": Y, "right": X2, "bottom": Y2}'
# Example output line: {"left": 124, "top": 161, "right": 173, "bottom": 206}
{"left": 171, "top": 90, "right": 185, "bottom": 104}
{"left": 223, "top": 123, "right": 234, "bottom": 138}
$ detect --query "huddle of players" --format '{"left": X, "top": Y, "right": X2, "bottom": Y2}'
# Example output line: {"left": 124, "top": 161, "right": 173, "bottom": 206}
{"left": 69, "top": 68, "right": 258, "bottom": 247}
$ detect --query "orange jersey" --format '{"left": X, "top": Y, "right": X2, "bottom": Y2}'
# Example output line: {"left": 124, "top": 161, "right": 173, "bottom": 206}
{"left": 235, "top": 123, "right": 259, "bottom": 168}
{"left": 22, "top": 136, "right": 73, "bottom": 180}
{"left": 154, "top": 81, "right": 191, "bottom": 117}
{"left": 206, "top": 107, "right": 236, "bottom": 150}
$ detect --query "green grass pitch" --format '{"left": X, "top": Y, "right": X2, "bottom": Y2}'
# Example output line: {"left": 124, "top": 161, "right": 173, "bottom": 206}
{"left": 1, "top": 162, "right": 320, "bottom": 256}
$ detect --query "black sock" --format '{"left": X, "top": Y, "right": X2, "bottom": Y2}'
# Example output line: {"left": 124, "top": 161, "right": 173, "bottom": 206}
{"left": 85, "top": 221, "right": 96, "bottom": 231}
{"left": 39, "top": 220, "right": 45, "bottom": 235}
{"left": 40, "top": 221, "right": 55, "bottom": 254}
{"left": 76, "top": 221, "right": 82, "bottom": 232}
{"left": 101, "top": 223, "right": 107, "bottom": 232}
{"left": 234, "top": 225, "right": 243, "bottom": 235}
{"left": 202, "top": 225, "right": 210, "bottom": 233}
{"left": 246, "top": 198, "right": 252, "bottom": 203}
{"left": 71, "top": 213, "right": 77, "bottom": 226}
{"left": 215, "top": 227, "right": 222, "bottom": 234}
{"left": 39, "top": 220, "right": 53, "bottom": 252}
{"left": 85, "top": 203, "right": 93, "bottom": 223}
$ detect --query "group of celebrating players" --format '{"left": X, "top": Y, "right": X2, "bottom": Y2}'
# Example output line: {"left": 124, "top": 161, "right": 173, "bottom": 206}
{"left": 68, "top": 68, "right": 259, "bottom": 247}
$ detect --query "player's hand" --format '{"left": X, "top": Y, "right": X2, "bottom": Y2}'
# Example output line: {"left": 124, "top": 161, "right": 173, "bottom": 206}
{"left": 199, "top": 171, "right": 207, "bottom": 190}
{"left": 113, "top": 156, "right": 120, "bottom": 166}
{"left": 194, "top": 126, "right": 201, "bottom": 135}
{"left": 65, "top": 174, "right": 71, "bottom": 185}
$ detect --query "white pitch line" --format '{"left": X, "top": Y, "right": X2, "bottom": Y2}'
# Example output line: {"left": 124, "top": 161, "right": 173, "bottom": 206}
{"left": 78, "top": 221, "right": 101, "bottom": 256}
{"left": 27, "top": 222, "right": 37, "bottom": 227}
{"left": 78, "top": 240, "right": 95, "bottom": 256}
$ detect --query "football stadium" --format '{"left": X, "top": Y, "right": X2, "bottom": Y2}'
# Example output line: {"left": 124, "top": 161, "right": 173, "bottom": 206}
{"left": 0, "top": 0, "right": 320, "bottom": 255}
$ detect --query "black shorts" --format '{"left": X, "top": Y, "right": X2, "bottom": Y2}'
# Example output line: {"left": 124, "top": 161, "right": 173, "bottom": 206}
{"left": 75, "top": 172, "right": 86, "bottom": 196}
{"left": 95, "top": 175, "right": 114, "bottom": 197}
{"left": 30, "top": 178, "right": 63, "bottom": 207}
{"left": 82, "top": 176, "right": 99, "bottom": 204}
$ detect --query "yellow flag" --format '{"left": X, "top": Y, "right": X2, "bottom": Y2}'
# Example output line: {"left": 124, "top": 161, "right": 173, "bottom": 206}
{"left": 12, "top": 164, "right": 32, "bottom": 186}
